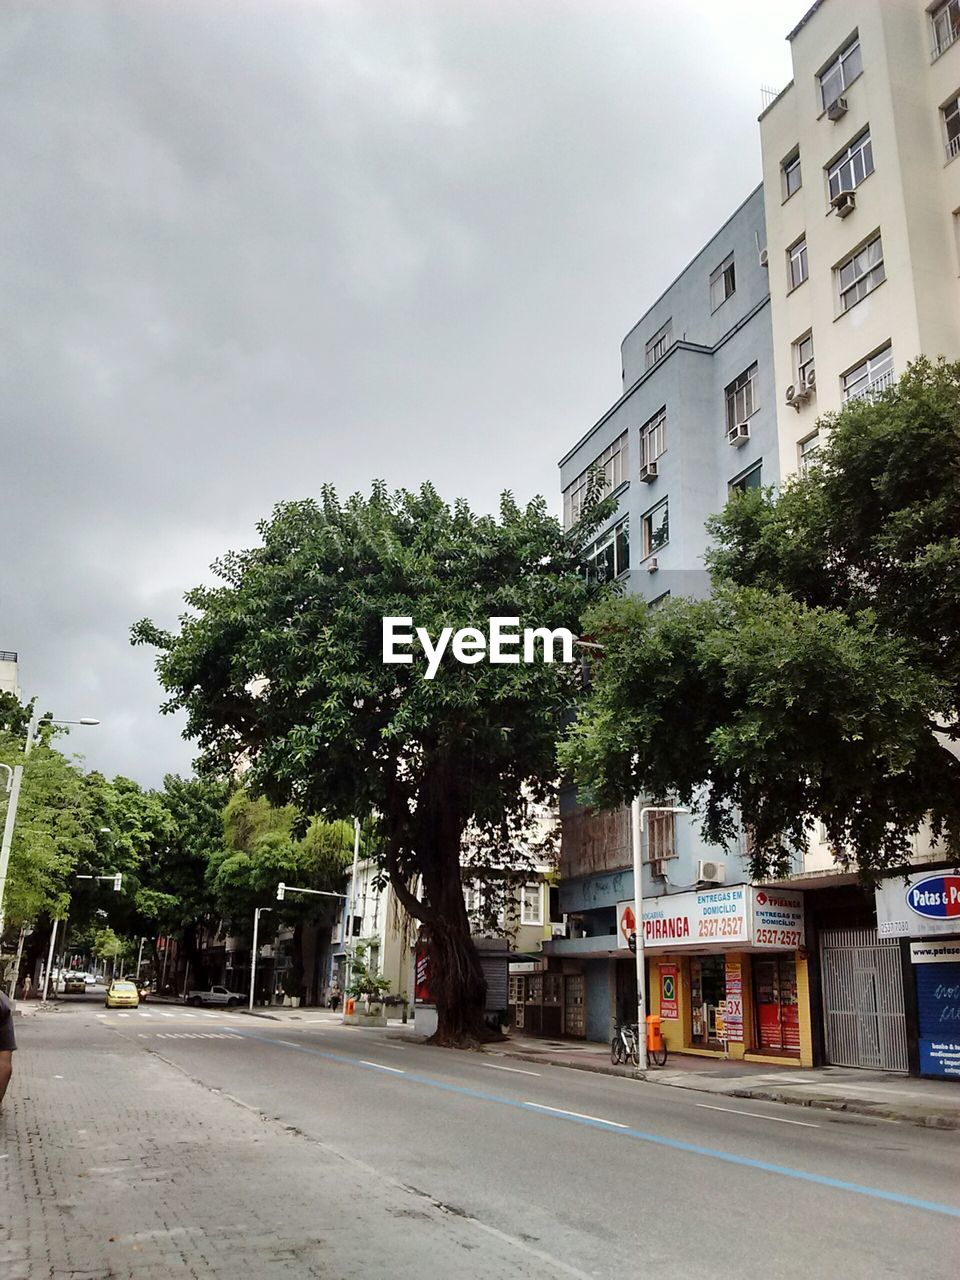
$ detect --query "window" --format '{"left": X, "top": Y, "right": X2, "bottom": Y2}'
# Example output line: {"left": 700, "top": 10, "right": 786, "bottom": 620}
{"left": 585, "top": 517, "right": 630, "bottom": 582}
{"left": 725, "top": 363, "right": 758, "bottom": 432}
{"left": 641, "top": 500, "right": 668, "bottom": 558}
{"left": 788, "top": 236, "right": 808, "bottom": 290}
{"left": 842, "top": 344, "right": 894, "bottom": 402}
{"left": 709, "top": 254, "right": 736, "bottom": 311}
{"left": 932, "top": 1, "right": 960, "bottom": 58}
{"left": 562, "top": 431, "right": 629, "bottom": 527}
{"left": 520, "top": 884, "right": 542, "bottom": 926}
{"left": 646, "top": 810, "right": 677, "bottom": 863}
{"left": 782, "top": 150, "right": 802, "bottom": 199}
{"left": 836, "top": 235, "right": 885, "bottom": 312}
{"left": 819, "top": 35, "right": 862, "bottom": 110}
{"left": 798, "top": 431, "right": 821, "bottom": 475}
{"left": 645, "top": 321, "right": 672, "bottom": 369}
{"left": 730, "top": 463, "right": 762, "bottom": 495}
{"left": 943, "top": 95, "right": 960, "bottom": 161}
{"left": 826, "top": 129, "right": 874, "bottom": 200}
{"left": 640, "top": 407, "right": 666, "bottom": 467}
{"left": 794, "top": 332, "right": 815, "bottom": 386}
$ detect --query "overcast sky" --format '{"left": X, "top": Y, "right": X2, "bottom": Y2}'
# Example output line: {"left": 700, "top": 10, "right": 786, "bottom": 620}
{"left": 1, "top": 0, "right": 799, "bottom": 786}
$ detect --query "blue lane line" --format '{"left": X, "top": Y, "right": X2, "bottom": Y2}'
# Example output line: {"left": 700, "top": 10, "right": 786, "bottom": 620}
{"left": 231, "top": 1030, "right": 960, "bottom": 1220}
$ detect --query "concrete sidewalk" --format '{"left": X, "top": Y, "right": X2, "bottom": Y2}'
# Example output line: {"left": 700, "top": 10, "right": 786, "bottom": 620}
{"left": 490, "top": 1033, "right": 960, "bottom": 1130}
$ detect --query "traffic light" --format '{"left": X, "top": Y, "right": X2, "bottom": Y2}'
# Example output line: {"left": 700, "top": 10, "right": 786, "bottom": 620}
{"left": 276, "top": 882, "right": 286, "bottom": 901}
{"left": 113, "top": 873, "right": 123, "bottom": 892}
{"left": 628, "top": 931, "right": 637, "bottom": 954}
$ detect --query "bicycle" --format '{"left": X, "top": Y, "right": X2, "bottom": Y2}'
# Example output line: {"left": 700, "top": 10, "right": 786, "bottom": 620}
{"left": 611, "top": 1020, "right": 641, "bottom": 1066}
{"left": 648, "top": 1036, "right": 668, "bottom": 1068}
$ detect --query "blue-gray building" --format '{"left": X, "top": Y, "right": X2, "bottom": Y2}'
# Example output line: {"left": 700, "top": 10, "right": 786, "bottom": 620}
{"left": 510, "top": 187, "right": 796, "bottom": 1052}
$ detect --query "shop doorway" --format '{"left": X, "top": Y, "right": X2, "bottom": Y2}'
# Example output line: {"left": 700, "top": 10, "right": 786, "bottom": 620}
{"left": 563, "top": 974, "right": 585, "bottom": 1038}
{"left": 690, "top": 956, "right": 725, "bottom": 1045}
{"left": 820, "top": 929, "right": 908, "bottom": 1072}
{"left": 753, "top": 956, "right": 800, "bottom": 1054}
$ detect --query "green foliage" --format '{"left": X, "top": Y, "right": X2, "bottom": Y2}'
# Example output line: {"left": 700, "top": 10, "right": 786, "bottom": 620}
{"left": 346, "top": 942, "right": 391, "bottom": 1001}
{"left": 133, "top": 483, "right": 610, "bottom": 1038}
{"left": 563, "top": 359, "right": 960, "bottom": 881}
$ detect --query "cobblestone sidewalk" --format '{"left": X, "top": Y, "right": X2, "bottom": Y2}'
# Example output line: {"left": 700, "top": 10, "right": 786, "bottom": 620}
{"left": 1, "top": 1019, "right": 567, "bottom": 1279}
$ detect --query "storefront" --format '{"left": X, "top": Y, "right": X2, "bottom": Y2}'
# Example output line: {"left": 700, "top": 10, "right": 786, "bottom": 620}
{"left": 875, "top": 868, "right": 960, "bottom": 1080}
{"left": 615, "top": 885, "right": 813, "bottom": 1066}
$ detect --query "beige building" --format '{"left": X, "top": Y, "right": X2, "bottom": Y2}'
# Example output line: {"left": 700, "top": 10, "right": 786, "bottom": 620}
{"left": 760, "top": 0, "right": 960, "bottom": 478}
{"left": 0, "top": 651, "right": 20, "bottom": 700}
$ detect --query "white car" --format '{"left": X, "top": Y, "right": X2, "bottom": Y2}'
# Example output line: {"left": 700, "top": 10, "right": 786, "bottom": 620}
{"left": 185, "top": 985, "right": 244, "bottom": 1007}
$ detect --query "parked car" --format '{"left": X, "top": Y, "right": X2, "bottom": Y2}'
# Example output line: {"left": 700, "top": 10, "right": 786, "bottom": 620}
{"left": 184, "top": 984, "right": 243, "bottom": 1007}
{"left": 63, "top": 973, "right": 86, "bottom": 995}
{"left": 105, "top": 980, "right": 140, "bottom": 1009}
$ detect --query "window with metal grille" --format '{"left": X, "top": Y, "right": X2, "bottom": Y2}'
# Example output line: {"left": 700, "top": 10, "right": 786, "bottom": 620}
{"left": 709, "top": 254, "right": 736, "bottom": 311}
{"left": 819, "top": 35, "right": 862, "bottom": 110}
{"left": 725, "top": 363, "right": 758, "bottom": 432}
{"left": 562, "top": 432, "right": 629, "bottom": 528}
{"left": 798, "top": 431, "right": 821, "bottom": 475}
{"left": 842, "top": 344, "right": 894, "bottom": 402}
{"left": 827, "top": 129, "right": 874, "bottom": 200}
{"left": 788, "top": 236, "right": 808, "bottom": 289}
{"left": 943, "top": 95, "right": 960, "bottom": 161}
{"left": 932, "top": 0, "right": 960, "bottom": 57}
{"left": 645, "top": 321, "right": 672, "bottom": 369}
{"left": 646, "top": 810, "right": 677, "bottom": 862}
{"left": 640, "top": 407, "right": 666, "bottom": 467}
{"left": 836, "top": 235, "right": 884, "bottom": 313}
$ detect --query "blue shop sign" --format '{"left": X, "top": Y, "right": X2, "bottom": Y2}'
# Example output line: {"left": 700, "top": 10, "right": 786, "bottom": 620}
{"left": 911, "top": 942, "right": 960, "bottom": 1080}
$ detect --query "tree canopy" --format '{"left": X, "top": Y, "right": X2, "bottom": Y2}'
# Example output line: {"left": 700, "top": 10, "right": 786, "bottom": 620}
{"left": 561, "top": 359, "right": 960, "bottom": 882}
{"left": 134, "top": 482, "right": 609, "bottom": 1040}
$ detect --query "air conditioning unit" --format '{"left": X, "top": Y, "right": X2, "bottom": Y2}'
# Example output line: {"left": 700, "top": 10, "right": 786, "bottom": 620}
{"left": 696, "top": 859, "right": 727, "bottom": 885}
{"left": 550, "top": 921, "right": 568, "bottom": 938}
{"left": 832, "top": 189, "right": 856, "bottom": 218}
{"left": 826, "top": 95, "right": 848, "bottom": 121}
{"left": 803, "top": 364, "right": 816, "bottom": 391}
{"left": 727, "top": 421, "right": 750, "bottom": 446}
{"left": 647, "top": 557, "right": 659, "bottom": 573}
{"left": 639, "top": 460, "right": 659, "bottom": 482}
{"left": 758, "top": 247, "right": 769, "bottom": 269}
{"left": 785, "top": 383, "right": 810, "bottom": 411}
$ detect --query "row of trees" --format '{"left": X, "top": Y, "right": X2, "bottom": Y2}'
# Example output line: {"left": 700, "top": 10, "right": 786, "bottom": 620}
{"left": 0, "top": 700, "right": 354, "bottom": 995}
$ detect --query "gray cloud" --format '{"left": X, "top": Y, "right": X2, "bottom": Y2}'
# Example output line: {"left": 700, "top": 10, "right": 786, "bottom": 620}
{"left": 0, "top": 0, "right": 797, "bottom": 784}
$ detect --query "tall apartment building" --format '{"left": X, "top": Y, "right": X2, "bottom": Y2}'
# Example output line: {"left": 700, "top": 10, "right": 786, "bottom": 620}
{"left": 546, "top": 193, "right": 816, "bottom": 1064}
{"left": 756, "top": 0, "right": 960, "bottom": 1080}
{"left": 760, "top": 0, "right": 960, "bottom": 477}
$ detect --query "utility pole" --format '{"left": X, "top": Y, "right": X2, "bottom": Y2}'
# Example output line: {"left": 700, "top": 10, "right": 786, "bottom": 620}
{"left": 631, "top": 802, "right": 688, "bottom": 1073}
{"left": 249, "top": 906, "right": 273, "bottom": 1011}
{"left": 343, "top": 818, "right": 361, "bottom": 995}
{"left": 42, "top": 917, "right": 60, "bottom": 1002}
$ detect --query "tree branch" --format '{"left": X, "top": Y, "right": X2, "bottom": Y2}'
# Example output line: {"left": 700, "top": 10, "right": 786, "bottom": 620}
{"left": 385, "top": 837, "right": 436, "bottom": 925}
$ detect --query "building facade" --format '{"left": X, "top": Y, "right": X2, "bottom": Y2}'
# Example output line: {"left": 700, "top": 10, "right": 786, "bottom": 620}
{"left": 547, "top": 189, "right": 816, "bottom": 1063}
{"left": 0, "top": 651, "right": 20, "bottom": 700}
{"left": 760, "top": 0, "right": 960, "bottom": 477}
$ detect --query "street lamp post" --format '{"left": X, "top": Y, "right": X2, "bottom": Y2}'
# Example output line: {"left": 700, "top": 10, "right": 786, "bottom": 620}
{"left": 249, "top": 906, "right": 273, "bottom": 1011}
{"left": 276, "top": 881, "right": 350, "bottom": 1009}
{"left": 630, "top": 801, "right": 689, "bottom": 1073}
{"left": 42, "top": 872, "right": 121, "bottom": 1001}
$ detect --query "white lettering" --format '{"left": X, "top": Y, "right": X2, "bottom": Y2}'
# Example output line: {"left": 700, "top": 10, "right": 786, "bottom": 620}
{"left": 522, "top": 627, "right": 576, "bottom": 664}
{"left": 489, "top": 617, "right": 521, "bottom": 664}
{"left": 417, "top": 626, "right": 452, "bottom": 681}
{"left": 451, "top": 628, "right": 486, "bottom": 664}
{"left": 383, "top": 617, "right": 414, "bottom": 664}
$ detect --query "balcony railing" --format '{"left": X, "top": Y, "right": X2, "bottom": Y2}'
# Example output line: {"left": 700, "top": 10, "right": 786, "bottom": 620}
{"left": 947, "top": 132, "right": 960, "bottom": 162}
{"left": 845, "top": 368, "right": 894, "bottom": 404}
{"left": 933, "top": 20, "right": 960, "bottom": 59}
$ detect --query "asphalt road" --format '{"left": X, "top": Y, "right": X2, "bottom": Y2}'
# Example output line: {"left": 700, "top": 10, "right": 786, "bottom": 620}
{"left": 5, "top": 997, "right": 959, "bottom": 1279}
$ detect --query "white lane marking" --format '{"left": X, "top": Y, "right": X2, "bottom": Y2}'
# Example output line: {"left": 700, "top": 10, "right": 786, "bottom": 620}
{"left": 696, "top": 1103, "right": 819, "bottom": 1128}
{"left": 204, "top": 1012, "right": 220, "bottom": 1019}
{"left": 278, "top": 1039, "right": 301, "bottom": 1048}
{"left": 54, "top": 1074, "right": 64, "bottom": 1079}
{"left": 138, "top": 1011, "right": 153, "bottom": 1018}
{"left": 483, "top": 1062, "right": 542, "bottom": 1077}
{"left": 117, "top": 1013, "right": 130, "bottom": 1018}
{"left": 182, "top": 1013, "right": 197, "bottom": 1019}
{"left": 360, "top": 1060, "right": 405, "bottom": 1074}
{"left": 137, "top": 1034, "right": 148, "bottom": 1039}
{"left": 304, "top": 1017, "right": 331, "bottom": 1023}
{"left": 160, "top": 1011, "right": 175, "bottom": 1018}
{"left": 95, "top": 1013, "right": 106, "bottom": 1018}
{"left": 523, "top": 1102, "right": 627, "bottom": 1128}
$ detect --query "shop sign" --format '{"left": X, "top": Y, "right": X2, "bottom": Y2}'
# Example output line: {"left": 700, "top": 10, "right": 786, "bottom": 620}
{"left": 876, "top": 869, "right": 960, "bottom": 939}
{"left": 911, "top": 941, "right": 960, "bottom": 1079}
{"left": 617, "top": 901, "right": 637, "bottom": 949}
{"left": 509, "top": 961, "right": 539, "bottom": 974}
{"left": 414, "top": 939, "right": 433, "bottom": 1004}
{"left": 637, "top": 886, "right": 749, "bottom": 948}
{"left": 723, "top": 960, "right": 744, "bottom": 1041}
{"left": 751, "top": 890, "right": 805, "bottom": 950}
{"left": 660, "top": 964, "right": 678, "bottom": 1020}
{"left": 910, "top": 942, "right": 960, "bottom": 965}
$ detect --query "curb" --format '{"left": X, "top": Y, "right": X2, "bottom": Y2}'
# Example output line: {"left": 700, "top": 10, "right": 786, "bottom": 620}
{"left": 490, "top": 1044, "right": 960, "bottom": 1131}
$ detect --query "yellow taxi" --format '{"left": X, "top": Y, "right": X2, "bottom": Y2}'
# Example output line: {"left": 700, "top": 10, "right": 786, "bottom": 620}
{"left": 105, "top": 980, "right": 140, "bottom": 1009}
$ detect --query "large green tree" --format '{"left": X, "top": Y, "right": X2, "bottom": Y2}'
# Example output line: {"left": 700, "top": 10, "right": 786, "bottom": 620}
{"left": 561, "top": 359, "right": 960, "bottom": 881}
{"left": 134, "top": 483, "right": 607, "bottom": 1041}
